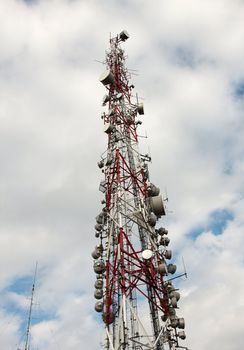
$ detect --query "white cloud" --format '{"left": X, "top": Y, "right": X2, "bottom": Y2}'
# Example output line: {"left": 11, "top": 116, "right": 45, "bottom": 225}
{"left": 0, "top": 0, "right": 244, "bottom": 349}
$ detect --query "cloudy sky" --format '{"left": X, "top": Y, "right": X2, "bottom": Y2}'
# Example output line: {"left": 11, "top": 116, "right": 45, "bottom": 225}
{"left": 0, "top": 0, "right": 244, "bottom": 349}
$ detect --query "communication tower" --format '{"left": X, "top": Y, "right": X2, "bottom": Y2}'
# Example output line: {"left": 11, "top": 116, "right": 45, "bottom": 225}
{"left": 92, "top": 31, "right": 188, "bottom": 350}
{"left": 17, "top": 263, "right": 37, "bottom": 350}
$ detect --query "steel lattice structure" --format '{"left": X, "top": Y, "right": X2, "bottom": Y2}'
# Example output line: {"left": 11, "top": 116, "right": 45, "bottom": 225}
{"left": 93, "top": 31, "right": 188, "bottom": 350}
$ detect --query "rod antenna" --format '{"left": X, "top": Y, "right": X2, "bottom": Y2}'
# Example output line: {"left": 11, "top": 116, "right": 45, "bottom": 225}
{"left": 24, "top": 262, "right": 38, "bottom": 350}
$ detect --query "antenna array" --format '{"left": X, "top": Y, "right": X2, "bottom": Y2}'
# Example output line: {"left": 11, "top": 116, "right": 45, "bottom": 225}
{"left": 93, "top": 31, "right": 188, "bottom": 350}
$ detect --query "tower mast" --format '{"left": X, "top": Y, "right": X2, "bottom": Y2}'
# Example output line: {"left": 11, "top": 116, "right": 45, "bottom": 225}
{"left": 24, "top": 262, "right": 37, "bottom": 350}
{"left": 93, "top": 31, "right": 188, "bottom": 350}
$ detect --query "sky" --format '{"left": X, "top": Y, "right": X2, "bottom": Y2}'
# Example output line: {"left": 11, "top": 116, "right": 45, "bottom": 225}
{"left": 0, "top": 0, "right": 244, "bottom": 349}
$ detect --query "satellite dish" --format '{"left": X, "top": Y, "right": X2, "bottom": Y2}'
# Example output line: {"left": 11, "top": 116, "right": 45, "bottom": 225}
{"left": 99, "top": 70, "right": 115, "bottom": 85}
{"left": 119, "top": 30, "right": 130, "bottom": 41}
{"left": 142, "top": 249, "right": 153, "bottom": 260}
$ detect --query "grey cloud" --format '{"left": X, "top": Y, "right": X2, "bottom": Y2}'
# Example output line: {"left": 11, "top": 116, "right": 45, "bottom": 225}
{"left": 0, "top": 0, "right": 244, "bottom": 349}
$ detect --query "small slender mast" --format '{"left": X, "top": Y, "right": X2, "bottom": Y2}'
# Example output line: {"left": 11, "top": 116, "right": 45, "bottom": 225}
{"left": 24, "top": 262, "right": 37, "bottom": 350}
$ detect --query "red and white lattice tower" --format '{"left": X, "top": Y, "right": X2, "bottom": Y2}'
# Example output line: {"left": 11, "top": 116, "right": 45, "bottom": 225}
{"left": 92, "top": 31, "right": 188, "bottom": 350}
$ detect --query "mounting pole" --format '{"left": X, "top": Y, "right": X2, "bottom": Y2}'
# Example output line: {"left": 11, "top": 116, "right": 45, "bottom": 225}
{"left": 24, "top": 262, "right": 37, "bottom": 350}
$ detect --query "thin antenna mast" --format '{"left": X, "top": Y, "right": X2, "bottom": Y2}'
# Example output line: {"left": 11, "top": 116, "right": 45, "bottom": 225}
{"left": 182, "top": 256, "right": 188, "bottom": 279}
{"left": 24, "top": 262, "right": 38, "bottom": 350}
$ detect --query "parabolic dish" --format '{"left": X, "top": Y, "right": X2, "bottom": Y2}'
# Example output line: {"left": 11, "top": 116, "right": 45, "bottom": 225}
{"left": 99, "top": 70, "right": 114, "bottom": 85}
{"left": 142, "top": 249, "right": 153, "bottom": 260}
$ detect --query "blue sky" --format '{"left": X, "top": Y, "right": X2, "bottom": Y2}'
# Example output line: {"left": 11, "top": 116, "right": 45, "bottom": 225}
{"left": 234, "top": 81, "right": 244, "bottom": 98}
{"left": 0, "top": 1, "right": 244, "bottom": 350}
{"left": 189, "top": 208, "right": 234, "bottom": 238}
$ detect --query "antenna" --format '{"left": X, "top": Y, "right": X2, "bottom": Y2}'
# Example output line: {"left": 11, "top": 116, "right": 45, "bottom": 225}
{"left": 182, "top": 256, "right": 188, "bottom": 279}
{"left": 24, "top": 262, "right": 38, "bottom": 350}
{"left": 94, "top": 31, "right": 188, "bottom": 350}
{"left": 136, "top": 92, "right": 139, "bottom": 105}
{"left": 94, "top": 59, "right": 106, "bottom": 65}
{"left": 164, "top": 187, "right": 169, "bottom": 202}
